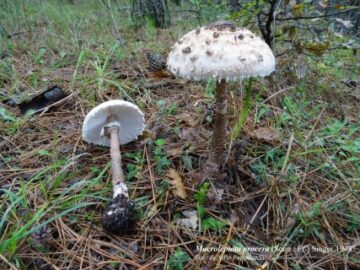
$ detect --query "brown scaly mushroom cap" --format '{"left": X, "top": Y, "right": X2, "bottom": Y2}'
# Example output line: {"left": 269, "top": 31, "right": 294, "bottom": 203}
{"left": 167, "top": 21, "right": 275, "bottom": 81}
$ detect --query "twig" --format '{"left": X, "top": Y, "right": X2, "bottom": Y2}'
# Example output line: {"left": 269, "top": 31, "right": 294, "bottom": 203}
{"left": 142, "top": 81, "right": 172, "bottom": 89}
{"left": 38, "top": 92, "right": 75, "bottom": 117}
{"left": 145, "top": 145, "right": 157, "bottom": 206}
{"left": 241, "top": 193, "right": 269, "bottom": 237}
{"left": 173, "top": 9, "right": 200, "bottom": 14}
{"left": 304, "top": 108, "right": 325, "bottom": 142}
{"left": 276, "top": 8, "right": 359, "bottom": 21}
{"left": 0, "top": 254, "right": 18, "bottom": 270}
{"left": 99, "top": 0, "right": 110, "bottom": 9}
{"left": 281, "top": 132, "right": 294, "bottom": 174}
{"left": 263, "top": 86, "right": 295, "bottom": 103}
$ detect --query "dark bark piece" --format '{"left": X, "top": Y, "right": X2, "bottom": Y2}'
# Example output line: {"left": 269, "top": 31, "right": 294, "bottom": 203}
{"left": 18, "top": 85, "right": 66, "bottom": 115}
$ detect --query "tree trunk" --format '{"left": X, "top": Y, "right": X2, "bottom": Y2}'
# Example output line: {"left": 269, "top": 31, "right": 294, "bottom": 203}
{"left": 132, "top": 0, "right": 171, "bottom": 28}
{"left": 228, "top": 0, "right": 240, "bottom": 12}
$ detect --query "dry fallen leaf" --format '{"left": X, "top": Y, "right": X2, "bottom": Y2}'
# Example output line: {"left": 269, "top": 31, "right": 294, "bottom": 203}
{"left": 252, "top": 127, "right": 280, "bottom": 142}
{"left": 207, "top": 188, "right": 224, "bottom": 205}
{"left": 167, "top": 144, "right": 183, "bottom": 157}
{"left": 179, "top": 127, "right": 192, "bottom": 140}
{"left": 176, "top": 210, "right": 198, "bottom": 229}
{"left": 176, "top": 112, "right": 197, "bottom": 126}
{"left": 285, "top": 203, "right": 300, "bottom": 230}
{"left": 167, "top": 169, "right": 187, "bottom": 199}
{"left": 230, "top": 209, "right": 240, "bottom": 226}
{"left": 319, "top": 0, "right": 327, "bottom": 8}
{"left": 335, "top": 18, "right": 353, "bottom": 29}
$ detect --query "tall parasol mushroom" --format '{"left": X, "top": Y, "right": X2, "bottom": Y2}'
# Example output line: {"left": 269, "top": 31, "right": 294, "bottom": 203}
{"left": 82, "top": 100, "right": 145, "bottom": 234}
{"left": 167, "top": 20, "right": 275, "bottom": 171}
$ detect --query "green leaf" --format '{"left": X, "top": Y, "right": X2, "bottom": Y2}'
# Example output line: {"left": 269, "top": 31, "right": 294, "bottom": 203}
{"left": 167, "top": 248, "right": 190, "bottom": 270}
{"left": 202, "top": 217, "right": 226, "bottom": 231}
{"left": 340, "top": 139, "right": 360, "bottom": 153}
{"left": 181, "top": 156, "right": 193, "bottom": 171}
{"left": 155, "top": 138, "right": 166, "bottom": 146}
{"left": 155, "top": 156, "right": 171, "bottom": 174}
{"left": 34, "top": 48, "right": 47, "bottom": 64}
{"left": 170, "top": 0, "right": 181, "bottom": 5}
{"left": 0, "top": 107, "right": 15, "bottom": 122}
{"left": 194, "top": 183, "right": 209, "bottom": 205}
{"left": 126, "top": 164, "right": 138, "bottom": 180}
{"left": 38, "top": 149, "right": 50, "bottom": 156}
{"left": 197, "top": 204, "right": 206, "bottom": 219}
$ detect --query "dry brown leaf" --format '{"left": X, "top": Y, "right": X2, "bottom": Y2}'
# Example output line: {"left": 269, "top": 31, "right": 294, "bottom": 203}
{"left": 207, "top": 188, "right": 224, "bottom": 205}
{"left": 179, "top": 127, "right": 192, "bottom": 140}
{"left": 335, "top": 18, "right": 353, "bottom": 29}
{"left": 176, "top": 112, "right": 197, "bottom": 126}
{"left": 285, "top": 203, "right": 300, "bottom": 230}
{"left": 176, "top": 210, "right": 198, "bottom": 229}
{"left": 319, "top": 0, "right": 327, "bottom": 8}
{"left": 252, "top": 127, "right": 280, "bottom": 142}
{"left": 167, "top": 144, "right": 183, "bottom": 157}
{"left": 167, "top": 169, "right": 187, "bottom": 199}
{"left": 230, "top": 209, "right": 240, "bottom": 226}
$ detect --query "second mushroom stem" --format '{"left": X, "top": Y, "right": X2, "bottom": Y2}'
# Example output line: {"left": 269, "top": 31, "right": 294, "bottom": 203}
{"left": 109, "top": 127, "right": 125, "bottom": 187}
{"left": 210, "top": 79, "right": 228, "bottom": 166}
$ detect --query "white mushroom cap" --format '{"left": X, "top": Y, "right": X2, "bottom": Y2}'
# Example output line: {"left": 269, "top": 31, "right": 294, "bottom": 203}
{"left": 82, "top": 100, "right": 145, "bottom": 147}
{"left": 167, "top": 21, "right": 275, "bottom": 81}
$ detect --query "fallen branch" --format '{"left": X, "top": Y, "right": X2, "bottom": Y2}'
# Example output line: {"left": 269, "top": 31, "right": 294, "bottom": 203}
{"left": 276, "top": 8, "right": 359, "bottom": 21}
{"left": 141, "top": 81, "right": 172, "bottom": 89}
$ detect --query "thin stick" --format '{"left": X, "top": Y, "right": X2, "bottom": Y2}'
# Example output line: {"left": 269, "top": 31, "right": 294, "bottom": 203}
{"left": 281, "top": 132, "right": 294, "bottom": 174}
{"left": 262, "top": 86, "right": 294, "bottom": 103}
{"left": 0, "top": 254, "right": 18, "bottom": 270}
{"left": 304, "top": 108, "right": 325, "bottom": 142}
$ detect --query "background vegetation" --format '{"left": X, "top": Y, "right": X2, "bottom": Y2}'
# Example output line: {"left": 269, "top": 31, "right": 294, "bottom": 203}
{"left": 0, "top": 0, "right": 359, "bottom": 269}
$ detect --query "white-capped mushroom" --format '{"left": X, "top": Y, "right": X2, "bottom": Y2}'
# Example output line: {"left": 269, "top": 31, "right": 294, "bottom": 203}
{"left": 167, "top": 20, "right": 275, "bottom": 168}
{"left": 82, "top": 100, "right": 145, "bottom": 234}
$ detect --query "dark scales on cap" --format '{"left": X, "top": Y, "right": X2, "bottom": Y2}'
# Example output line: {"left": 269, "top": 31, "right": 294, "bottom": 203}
{"left": 207, "top": 20, "right": 237, "bottom": 31}
{"left": 102, "top": 194, "right": 136, "bottom": 234}
{"left": 182, "top": 47, "right": 191, "bottom": 54}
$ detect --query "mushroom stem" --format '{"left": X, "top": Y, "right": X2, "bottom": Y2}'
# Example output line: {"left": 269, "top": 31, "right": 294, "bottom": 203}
{"left": 210, "top": 79, "right": 228, "bottom": 166}
{"left": 109, "top": 127, "right": 125, "bottom": 186}
{"left": 103, "top": 125, "right": 136, "bottom": 234}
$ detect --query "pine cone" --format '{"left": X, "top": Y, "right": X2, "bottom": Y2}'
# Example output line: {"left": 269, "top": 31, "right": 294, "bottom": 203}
{"left": 146, "top": 52, "right": 166, "bottom": 72}
{"left": 31, "top": 225, "right": 53, "bottom": 251}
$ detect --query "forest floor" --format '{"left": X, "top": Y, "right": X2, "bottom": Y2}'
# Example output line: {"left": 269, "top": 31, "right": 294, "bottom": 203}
{"left": 0, "top": 1, "right": 359, "bottom": 270}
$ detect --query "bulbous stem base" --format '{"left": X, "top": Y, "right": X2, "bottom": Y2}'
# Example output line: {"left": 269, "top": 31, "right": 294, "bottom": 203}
{"left": 102, "top": 194, "right": 136, "bottom": 234}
